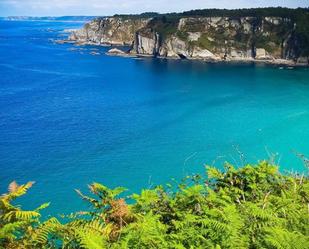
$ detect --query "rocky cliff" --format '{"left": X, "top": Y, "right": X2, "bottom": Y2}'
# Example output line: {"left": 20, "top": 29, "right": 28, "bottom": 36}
{"left": 69, "top": 10, "right": 309, "bottom": 64}
{"left": 69, "top": 17, "right": 151, "bottom": 45}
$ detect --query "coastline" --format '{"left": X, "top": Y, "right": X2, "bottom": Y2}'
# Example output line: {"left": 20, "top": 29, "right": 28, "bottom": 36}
{"left": 63, "top": 11, "right": 309, "bottom": 68}
{"left": 56, "top": 39, "right": 309, "bottom": 67}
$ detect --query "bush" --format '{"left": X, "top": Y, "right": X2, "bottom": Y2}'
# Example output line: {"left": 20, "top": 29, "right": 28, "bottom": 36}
{"left": 1, "top": 161, "right": 308, "bottom": 248}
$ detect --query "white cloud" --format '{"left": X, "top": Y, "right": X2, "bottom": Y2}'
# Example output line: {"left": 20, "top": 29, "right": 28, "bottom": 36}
{"left": 0, "top": 0, "right": 307, "bottom": 16}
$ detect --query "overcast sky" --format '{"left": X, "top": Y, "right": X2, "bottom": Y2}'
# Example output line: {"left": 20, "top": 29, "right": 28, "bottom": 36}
{"left": 0, "top": 0, "right": 308, "bottom": 17}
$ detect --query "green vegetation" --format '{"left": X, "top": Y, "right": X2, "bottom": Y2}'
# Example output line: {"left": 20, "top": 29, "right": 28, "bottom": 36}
{"left": 145, "top": 16, "right": 179, "bottom": 40}
{"left": 1, "top": 161, "right": 309, "bottom": 248}
{"left": 176, "top": 31, "right": 189, "bottom": 41}
{"left": 295, "top": 11, "right": 309, "bottom": 56}
{"left": 233, "top": 32, "right": 251, "bottom": 50}
{"left": 113, "top": 7, "right": 309, "bottom": 56}
{"left": 254, "top": 35, "right": 276, "bottom": 53}
{"left": 194, "top": 33, "right": 216, "bottom": 50}
{"left": 114, "top": 7, "right": 309, "bottom": 19}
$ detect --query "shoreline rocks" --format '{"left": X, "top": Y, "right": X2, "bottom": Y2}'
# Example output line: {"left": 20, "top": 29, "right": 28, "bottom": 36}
{"left": 114, "top": 50, "right": 306, "bottom": 66}
{"left": 106, "top": 48, "right": 136, "bottom": 58}
{"left": 56, "top": 40, "right": 307, "bottom": 67}
{"left": 61, "top": 15, "right": 308, "bottom": 66}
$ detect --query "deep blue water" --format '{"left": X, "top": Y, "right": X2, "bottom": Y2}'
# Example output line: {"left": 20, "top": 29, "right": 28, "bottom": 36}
{"left": 0, "top": 21, "right": 309, "bottom": 215}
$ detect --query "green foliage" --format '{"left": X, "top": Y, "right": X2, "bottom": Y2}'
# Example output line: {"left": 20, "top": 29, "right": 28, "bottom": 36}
{"left": 1, "top": 161, "right": 309, "bottom": 248}
{"left": 194, "top": 33, "right": 216, "bottom": 50}
{"left": 114, "top": 7, "right": 309, "bottom": 20}
{"left": 0, "top": 181, "right": 54, "bottom": 248}
{"left": 295, "top": 11, "right": 309, "bottom": 56}
{"left": 113, "top": 7, "right": 309, "bottom": 55}
{"left": 145, "top": 16, "right": 179, "bottom": 40}
{"left": 176, "top": 31, "right": 189, "bottom": 41}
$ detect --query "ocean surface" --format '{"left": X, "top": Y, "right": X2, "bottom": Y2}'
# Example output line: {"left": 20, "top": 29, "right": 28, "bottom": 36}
{"left": 0, "top": 20, "right": 309, "bottom": 215}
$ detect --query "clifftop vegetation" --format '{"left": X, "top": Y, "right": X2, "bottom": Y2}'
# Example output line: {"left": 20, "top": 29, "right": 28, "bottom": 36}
{"left": 114, "top": 7, "right": 309, "bottom": 19}
{"left": 1, "top": 161, "right": 309, "bottom": 248}
{"left": 113, "top": 7, "right": 309, "bottom": 56}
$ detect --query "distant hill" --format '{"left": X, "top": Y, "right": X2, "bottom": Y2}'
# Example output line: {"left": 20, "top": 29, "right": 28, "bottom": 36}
{"left": 0, "top": 16, "right": 98, "bottom": 22}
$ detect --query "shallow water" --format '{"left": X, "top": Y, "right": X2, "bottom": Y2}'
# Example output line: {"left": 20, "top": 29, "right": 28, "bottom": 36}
{"left": 0, "top": 21, "right": 309, "bottom": 215}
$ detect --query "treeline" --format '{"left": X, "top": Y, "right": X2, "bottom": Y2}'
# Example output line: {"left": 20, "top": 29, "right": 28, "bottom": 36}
{"left": 180, "top": 7, "right": 308, "bottom": 18}
{"left": 114, "top": 7, "right": 309, "bottom": 20}
{"left": 1, "top": 161, "right": 309, "bottom": 248}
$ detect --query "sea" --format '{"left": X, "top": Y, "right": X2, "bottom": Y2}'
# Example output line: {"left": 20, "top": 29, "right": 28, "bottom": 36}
{"left": 0, "top": 20, "right": 308, "bottom": 216}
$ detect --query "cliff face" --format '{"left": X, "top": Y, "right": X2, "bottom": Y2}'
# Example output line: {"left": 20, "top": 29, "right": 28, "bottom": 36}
{"left": 70, "top": 16, "right": 308, "bottom": 63}
{"left": 69, "top": 17, "right": 151, "bottom": 45}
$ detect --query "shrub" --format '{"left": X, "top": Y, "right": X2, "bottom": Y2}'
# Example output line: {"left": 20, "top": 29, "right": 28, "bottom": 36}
{"left": 1, "top": 161, "right": 308, "bottom": 248}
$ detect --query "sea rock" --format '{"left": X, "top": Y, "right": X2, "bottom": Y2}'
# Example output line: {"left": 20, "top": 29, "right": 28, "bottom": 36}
{"left": 54, "top": 39, "right": 74, "bottom": 44}
{"left": 106, "top": 48, "right": 126, "bottom": 55}
{"left": 90, "top": 51, "right": 100, "bottom": 55}
{"left": 63, "top": 29, "right": 77, "bottom": 33}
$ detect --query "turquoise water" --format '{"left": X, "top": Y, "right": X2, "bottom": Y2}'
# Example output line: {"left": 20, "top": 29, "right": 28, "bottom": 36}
{"left": 0, "top": 21, "right": 309, "bottom": 215}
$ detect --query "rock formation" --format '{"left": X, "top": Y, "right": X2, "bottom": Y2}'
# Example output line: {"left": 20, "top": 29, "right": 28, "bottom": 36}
{"left": 68, "top": 12, "right": 309, "bottom": 64}
{"left": 69, "top": 17, "right": 151, "bottom": 45}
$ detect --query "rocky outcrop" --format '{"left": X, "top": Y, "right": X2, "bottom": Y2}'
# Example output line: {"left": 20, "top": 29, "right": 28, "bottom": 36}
{"left": 69, "top": 15, "right": 308, "bottom": 64}
{"left": 155, "top": 36, "right": 217, "bottom": 60}
{"left": 132, "top": 31, "right": 160, "bottom": 55}
{"left": 106, "top": 48, "right": 126, "bottom": 55}
{"left": 69, "top": 17, "right": 151, "bottom": 45}
{"left": 171, "top": 16, "right": 298, "bottom": 61}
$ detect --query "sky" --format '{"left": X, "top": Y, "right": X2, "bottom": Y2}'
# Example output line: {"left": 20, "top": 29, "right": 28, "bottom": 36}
{"left": 0, "top": 0, "right": 308, "bottom": 17}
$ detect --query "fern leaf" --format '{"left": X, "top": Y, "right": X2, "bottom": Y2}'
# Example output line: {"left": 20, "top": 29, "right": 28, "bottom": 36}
{"left": 4, "top": 210, "right": 40, "bottom": 221}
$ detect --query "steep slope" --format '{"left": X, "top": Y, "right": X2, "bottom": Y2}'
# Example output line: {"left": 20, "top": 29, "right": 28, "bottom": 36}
{"left": 68, "top": 8, "right": 309, "bottom": 64}
{"left": 69, "top": 17, "right": 151, "bottom": 45}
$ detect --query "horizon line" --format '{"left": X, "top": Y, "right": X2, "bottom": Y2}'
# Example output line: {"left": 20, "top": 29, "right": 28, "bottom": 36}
{"left": 1, "top": 6, "right": 308, "bottom": 18}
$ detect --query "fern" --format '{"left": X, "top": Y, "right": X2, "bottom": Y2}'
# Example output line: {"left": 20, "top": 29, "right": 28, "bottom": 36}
{"left": 262, "top": 227, "right": 309, "bottom": 249}
{"left": 0, "top": 161, "right": 308, "bottom": 248}
{"left": 77, "top": 230, "right": 107, "bottom": 249}
{"left": 31, "top": 217, "right": 62, "bottom": 244}
{"left": 3, "top": 210, "right": 40, "bottom": 221}
{"left": 0, "top": 221, "right": 26, "bottom": 239}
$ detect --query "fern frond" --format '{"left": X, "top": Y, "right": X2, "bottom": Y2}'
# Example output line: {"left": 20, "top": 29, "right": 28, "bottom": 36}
{"left": 4, "top": 210, "right": 40, "bottom": 221}
{"left": 75, "top": 189, "right": 100, "bottom": 208}
{"left": 263, "top": 227, "right": 309, "bottom": 249}
{"left": 83, "top": 219, "right": 109, "bottom": 236}
{"left": 206, "top": 166, "right": 223, "bottom": 179}
{"left": 8, "top": 181, "right": 19, "bottom": 193}
{"left": 77, "top": 230, "right": 107, "bottom": 249}
{"left": 35, "top": 202, "right": 50, "bottom": 212}
{"left": 4, "top": 181, "right": 35, "bottom": 201}
{"left": 33, "top": 218, "right": 61, "bottom": 244}
{"left": 0, "top": 221, "right": 26, "bottom": 239}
